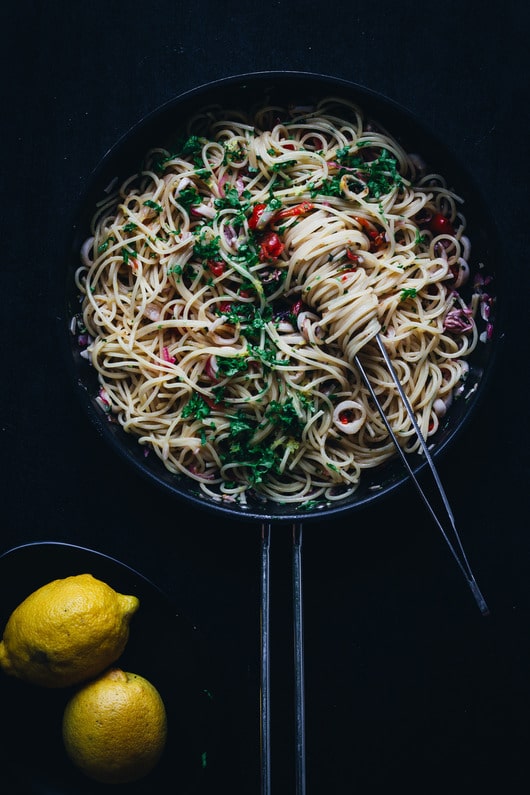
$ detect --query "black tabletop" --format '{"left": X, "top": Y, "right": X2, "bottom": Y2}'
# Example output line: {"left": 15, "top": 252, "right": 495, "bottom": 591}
{"left": 2, "top": 2, "right": 529, "bottom": 794}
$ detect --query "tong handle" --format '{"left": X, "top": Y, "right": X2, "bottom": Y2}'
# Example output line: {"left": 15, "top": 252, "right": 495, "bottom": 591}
{"left": 356, "top": 340, "right": 489, "bottom": 615}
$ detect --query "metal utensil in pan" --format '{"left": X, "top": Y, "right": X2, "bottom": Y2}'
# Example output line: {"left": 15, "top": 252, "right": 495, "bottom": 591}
{"left": 59, "top": 71, "right": 502, "bottom": 792}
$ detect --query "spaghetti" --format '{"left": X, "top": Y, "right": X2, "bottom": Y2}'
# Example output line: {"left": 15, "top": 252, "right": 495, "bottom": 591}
{"left": 74, "top": 97, "right": 486, "bottom": 508}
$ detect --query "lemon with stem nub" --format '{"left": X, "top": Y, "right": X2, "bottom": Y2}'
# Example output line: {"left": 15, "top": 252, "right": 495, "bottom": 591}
{"left": 0, "top": 574, "right": 139, "bottom": 687}
{"left": 62, "top": 667, "right": 167, "bottom": 784}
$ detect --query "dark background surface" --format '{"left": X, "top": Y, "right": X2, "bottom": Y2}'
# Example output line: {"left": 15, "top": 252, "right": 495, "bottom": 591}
{"left": 2, "top": 2, "right": 529, "bottom": 793}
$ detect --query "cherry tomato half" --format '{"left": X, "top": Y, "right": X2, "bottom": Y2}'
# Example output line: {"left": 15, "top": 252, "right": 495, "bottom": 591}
{"left": 429, "top": 212, "right": 455, "bottom": 236}
{"left": 248, "top": 203, "right": 267, "bottom": 230}
{"left": 208, "top": 260, "right": 225, "bottom": 277}
{"left": 259, "top": 232, "right": 284, "bottom": 261}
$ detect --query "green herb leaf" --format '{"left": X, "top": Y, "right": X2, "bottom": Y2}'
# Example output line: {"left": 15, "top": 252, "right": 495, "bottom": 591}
{"left": 400, "top": 287, "right": 418, "bottom": 301}
{"left": 121, "top": 247, "right": 135, "bottom": 265}
{"left": 181, "top": 135, "right": 204, "bottom": 157}
{"left": 143, "top": 199, "right": 163, "bottom": 214}
{"left": 248, "top": 343, "right": 288, "bottom": 369}
{"left": 178, "top": 186, "right": 202, "bottom": 210}
{"left": 97, "top": 235, "right": 116, "bottom": 254}
{"left": 193, "top": 233, "right": 221, "bottom": 261}
{"left": 214, "top": 185, "right": 250, "bottom": 211}
{"left": 265, "top": 398, "right": 304, "bottom": 436}
{"left": 221, "top": 411, "right": 280, "bottom": 485}
{"left": 216, "top": 356, "right": 249, "bottom": 378}
{"left": 182, "top": 392, "right": 211, "bottom": 420}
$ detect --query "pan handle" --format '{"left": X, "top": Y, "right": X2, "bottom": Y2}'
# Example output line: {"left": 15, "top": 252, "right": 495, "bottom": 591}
{"left": 260, "top": 522, "right": 272, "bottom": 795}
{"left": 259, "top": 522, "right": 307, "bottom": 795}
{"left": 292, "top": 522, "right": 306, "bottom": 795}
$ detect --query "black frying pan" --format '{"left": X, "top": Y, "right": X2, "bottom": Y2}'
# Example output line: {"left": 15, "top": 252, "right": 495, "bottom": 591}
{"left": 58, "top": 70, "right": 501, "bottom": 525}
{"left": 58, "top": 71, "right": 502, "bottom": 793}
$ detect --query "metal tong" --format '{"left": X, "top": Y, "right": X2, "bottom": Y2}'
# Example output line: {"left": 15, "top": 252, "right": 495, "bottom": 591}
{"left": 259, "top": 333, "right": 489, "bottom": 795}
{"left": 359, "top": 336, "right": 489, "bottom": 616}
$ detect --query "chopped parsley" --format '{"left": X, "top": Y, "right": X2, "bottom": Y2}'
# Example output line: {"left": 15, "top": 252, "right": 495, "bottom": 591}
{"left": 216, "top": 356, "right": 249, "bottom": 378}
{"left": 121, "top": 246, "right": 136, "bottom": 265}
{"left": 400, "top": 287, "right": 418, "bottom": 301}
{"left": 182, "top": 393, "right": 210, "bottom": 420}
{"left": 233, "top": 240, "right": 259, "bottom": 268}
{"left": 310, "top": 175, "right": 343, "bottom": 199}
{"left": 222, "top": 140, "right": 247, "bottom": 164}
{"left": 218, "top": 302, "right": 271, "bottom": 336}
{"left": 248, "top": 343, "right": 289, "bottom": 370}
{"left": 214, "top": 186, "right": 251, "bottom": 212}
{"left": 271, "top": 159, "right": 296, "bottom": 173}
{"left": 265, "top": 398, "right": 304, "bottom": 436}
{"left": 181, "top": 135, "right": 204, "bottom": 158}
{"left": 193, "top": 232, "right": 221, "bottom": 262}
{"left": 143, "top": 199, "right": 163, "bottom": 214}
{"left": 221, "top": 410, "right": 280, "bottom": 485}
{"left": 313, "top": 146, "right": 403, "bottom": 200}
{"left": 152, "top": 135, "right": 207, "bottom": 174}
{"left": 167, "top": 263, "right": 183, "bottom": 278}
{"left": 97, "top": 235, "right": 116, "bottom": 254}
{"left": 298, "top": 498, "right": 326, "bottom": 511}
{"left": 178, "top": 186, "right": 202, "bottom": 210}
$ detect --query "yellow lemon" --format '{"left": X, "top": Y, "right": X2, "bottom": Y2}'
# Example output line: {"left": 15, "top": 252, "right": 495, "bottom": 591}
{"left": 0, "top": 573, "right": 139, "bottom": 687}
{"left": 62, "top": 667, "right": 167, "bottom": 784}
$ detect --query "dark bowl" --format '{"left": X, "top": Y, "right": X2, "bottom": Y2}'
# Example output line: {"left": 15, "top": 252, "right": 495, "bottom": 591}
{"left": 59, "top": 70, "right": 502, "bottom": 524}
{"left": 0, "top": 542, "right": 217, "bottom": 794}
